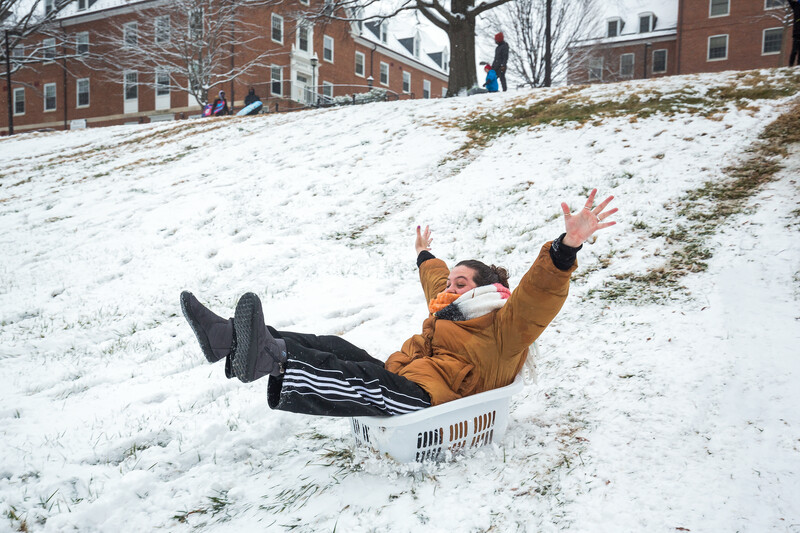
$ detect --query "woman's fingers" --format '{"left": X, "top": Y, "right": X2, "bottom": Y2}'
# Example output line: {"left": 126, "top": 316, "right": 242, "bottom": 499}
{"left": 583, "top": 188, "right": 598, "bottom": 209}
{"left": 592, "top": 195, "right": 615, "bottom": 215}
{"left": 597, "top": 207, "right": 619, "bottom": 222}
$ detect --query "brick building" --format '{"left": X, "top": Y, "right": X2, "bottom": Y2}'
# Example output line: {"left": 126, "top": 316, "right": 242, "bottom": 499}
{"left": 569, "top": 0, "right": 794, "bottom": 85}
{"left": 0, "top": 0, "right": 449, "bottom": 134}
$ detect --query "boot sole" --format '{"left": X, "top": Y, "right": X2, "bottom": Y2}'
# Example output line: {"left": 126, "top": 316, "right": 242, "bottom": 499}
{"left": 180, "top": 291, "right": 223, "bottom": 363}
{"left": 233, "top": 292, "right": 261, "bottom": 383}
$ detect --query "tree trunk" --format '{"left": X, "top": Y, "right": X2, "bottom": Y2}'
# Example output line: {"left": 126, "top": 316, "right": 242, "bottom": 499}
{"left": 544, "top": 0, "right": 552, "bottom": 87}
{"left": 446, "top": 16, "right": 478, "bottom": 96}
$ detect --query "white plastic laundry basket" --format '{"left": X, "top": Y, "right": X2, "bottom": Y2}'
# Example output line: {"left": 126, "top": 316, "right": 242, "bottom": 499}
{"left": 350, "top": 373, "right": 525, "bottom": 462}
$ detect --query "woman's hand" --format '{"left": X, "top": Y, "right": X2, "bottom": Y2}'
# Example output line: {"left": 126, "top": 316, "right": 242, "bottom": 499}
{"left": 415, "top": 225, "right": 433, "bottom": 254}
{"left": 561, "top": 189, "right": 618, "bottom": 247}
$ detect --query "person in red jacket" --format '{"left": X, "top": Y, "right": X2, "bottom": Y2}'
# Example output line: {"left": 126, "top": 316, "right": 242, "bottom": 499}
{"left": 181, "top": 189, "right": 617, "bottom": 417}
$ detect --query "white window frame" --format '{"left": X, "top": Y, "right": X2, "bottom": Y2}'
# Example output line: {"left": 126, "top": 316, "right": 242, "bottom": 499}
{"left": 155, "top": 15, "right": 170, "bottom": 44}
{"left": 707, "top": 34, "right": 729, "bottom": 61}
{"left": 379, "top": 61, "right": 389, "bottom": 86}
{"left": 588, "top": 57, "right": 603, "bottom": 81}
{"left": 607, "top": 18, "right": 622, "bottom": 38}
{"left": 380, "top": 23, "right": 388, "bottom": 43}
{"left": 271, "top": 14, "right": 283, "bottom": 44}
{"left": 638, "top": 13, "right": 654, "bottom": 33}
{"left": 124, "top": 70, "right": 138, "bottom": 114}
{"left": 44, "top": 0, "right": 54, "bottom": 14}
{"left": 423, "top": 79, "right": 431, "bottom": 98}
{"left": 43, "top": 82, "right": 57, "bottom": 112}
{"left": 442, "top": 87, "right": 447, "bottom": 97}
{"left": 78, "top": 0, "right": 88, "bottom": 10}
{"left": 270, "top": 65, "right": 282, "bottom": 96}
{"left": 764, "top": 0, "right": 783, "bottom": 8}
{"left": 402, "top": 71, "right": 411, "bottom": 93}
{"left": 11, "top": 44, "right": 24, "bottom": 60}
{"left": 709, "top": 0, "right": 729, "bottom": 18}
{"left": 652, "top": 49, "right": 668, "bottom": 73}
{"left": 43, "top": 38, "right": 56, "bottom": 62}
{"left": 762, "top": 27, "right": 783, "bottom": 55}
{"left": 620, "top": 53, "right": 634, "bottom": 77}
{"left": 156, "top": 69, "right": 170, "bottom": 110}
{"left": 297, "top": 23, "right": 311, "bottom": 53}
{"left": 322, "top": 81, "right": 333, "bottom": 99}
{"left": 76, "top": 31, "right": 89, "bottom": 55}
{"left": 76, "top": 78, "right": 90, "bottom": 108}
{"left": 355, "top": 51, "right": 365, "bottom": 77}
{"left": 124, "top": 22, "right": 138, "bottom": 48}
{"left": 13, "top": 87, "right": 24, "bottom": 115}
{"left": 189, "top": 9, "right": 203, "bottom": 41}
{"left": 323, "top": 35, "right": 334, "bottom": 63}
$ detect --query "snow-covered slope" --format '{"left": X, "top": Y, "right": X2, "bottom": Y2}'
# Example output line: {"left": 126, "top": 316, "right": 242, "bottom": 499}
{"left": 1, "top": 68, "right": 799, "bottom": 532}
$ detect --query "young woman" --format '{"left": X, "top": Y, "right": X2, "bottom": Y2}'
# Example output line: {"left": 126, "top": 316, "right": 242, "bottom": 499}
{"left": 181, "top": 189, "right": 617, "bottom": 417}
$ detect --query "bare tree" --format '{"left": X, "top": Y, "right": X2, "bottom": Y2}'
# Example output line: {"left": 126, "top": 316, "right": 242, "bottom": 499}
{"left": 89, "top": 0, "right": 285, "bottom": 107}
{"left": 306, "top": 0, "right": 514, "bottom": 96}
{"left": 2, "top": 0, "right": 78, "bottom": 133}
{"left": 485, "top": 0, "right": 597, "bottom": 87}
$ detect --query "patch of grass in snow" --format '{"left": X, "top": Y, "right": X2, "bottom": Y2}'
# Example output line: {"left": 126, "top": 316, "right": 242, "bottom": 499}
{"left": 463, "top": 69, "right": 800, "bottom": 147}
{"left": 172, "top": 489, "right": 232, "bottom": 524}
{"left": 260, "top": 480, "right": 323, "bottom": 513}
{"left": 5, "top": 506, "right": 28, "bottom": 532}
{"left": 588, "top": 98, "right": 800, "bottom": 303}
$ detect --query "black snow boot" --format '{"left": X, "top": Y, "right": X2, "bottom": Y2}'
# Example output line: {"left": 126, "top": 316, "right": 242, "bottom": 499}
{"left": 180, "top": 291, "right": 235, "bottom": 364}
{"left": 233, "top": 292, "right": 287, "bottom": 383}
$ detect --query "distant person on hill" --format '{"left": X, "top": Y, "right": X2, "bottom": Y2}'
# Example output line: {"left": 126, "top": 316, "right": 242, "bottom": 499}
{"left": 483, "top": 64, "right": 499, "bottom": 93}
{"left": 212, "top": 91, "right": 231, "bottom": 116}
{"left": 789, "top": 0, "right": 800, "bottom": 66}
{"left": 492, "top": 32, "right": 509, "bottom": 92}
{"left": 180, "top": 189, "right": 617, "bottom": 418}
{"left": 244, "top": 88, "right": 261, "bottom": 106}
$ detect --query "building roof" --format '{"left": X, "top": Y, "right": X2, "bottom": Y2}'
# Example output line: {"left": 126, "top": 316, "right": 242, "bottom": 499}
{"left": 52, "top": 0, "right": 449, "bottom": 76}
{"left": 360, "top": 14, "right": 449, "bottom": 75}
{"left": 577, "top": 0, "right": 678, "bottom": 47}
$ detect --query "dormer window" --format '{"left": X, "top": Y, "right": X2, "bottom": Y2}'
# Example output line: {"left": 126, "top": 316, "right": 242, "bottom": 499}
{"left": 380, "top": 22, "right": 388, "bottom": 43}
{"left": 413, "top": 32, "right": 420, "bottom": 58}
{"left": 607, "top": 18, "right": 623, "bottom": 38}
{"left": 639, "top": 13, "right": 655, "bottom": 33}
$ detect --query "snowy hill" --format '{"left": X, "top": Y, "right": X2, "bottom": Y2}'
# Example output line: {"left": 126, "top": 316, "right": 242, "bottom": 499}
{"left": 1, "top": 68, "right": 799, "bottom": 532}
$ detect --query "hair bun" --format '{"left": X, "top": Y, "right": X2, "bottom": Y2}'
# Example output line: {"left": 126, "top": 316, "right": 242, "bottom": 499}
{"left": 490, "top": 265, "right": 510, "bottom": 288}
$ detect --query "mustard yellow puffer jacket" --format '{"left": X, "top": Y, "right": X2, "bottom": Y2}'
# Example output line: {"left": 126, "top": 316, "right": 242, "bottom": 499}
{"left": 384, "top": 242, "right": 575, "bottom": 405}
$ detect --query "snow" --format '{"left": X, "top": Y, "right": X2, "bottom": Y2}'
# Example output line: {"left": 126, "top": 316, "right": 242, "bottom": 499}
{"left": 1, "top": 68, "right": 799, "bottom": 532}
{"left": 599, "top": 0, "right": 678, "bottom": 25}
{"left": 577, "top": 0, "right": 679, "bottom": 46}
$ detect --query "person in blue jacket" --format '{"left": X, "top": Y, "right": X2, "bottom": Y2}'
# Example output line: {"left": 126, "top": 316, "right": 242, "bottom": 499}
{"left": 483, "top": 65, "right": 499, "bottom": 93}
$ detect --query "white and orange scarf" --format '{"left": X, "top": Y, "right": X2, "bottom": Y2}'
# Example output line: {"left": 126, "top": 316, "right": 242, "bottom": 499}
{"left": 428, "top": 283, "right": 511, "bottom": 321}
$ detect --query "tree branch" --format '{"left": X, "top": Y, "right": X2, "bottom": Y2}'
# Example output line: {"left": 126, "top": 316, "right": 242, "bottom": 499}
{"left": 470, "top": 0, "right": 513, "bottom": 18}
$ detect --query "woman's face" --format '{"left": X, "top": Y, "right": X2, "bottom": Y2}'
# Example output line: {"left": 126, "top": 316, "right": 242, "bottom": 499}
{"left": 445, "top": 266, "right": 478, "bottom": 295}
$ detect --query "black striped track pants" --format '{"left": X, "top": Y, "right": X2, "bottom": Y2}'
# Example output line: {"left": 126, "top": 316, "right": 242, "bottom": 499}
{"left": 266, "top": 329, "right": 431, "bottom": 417}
